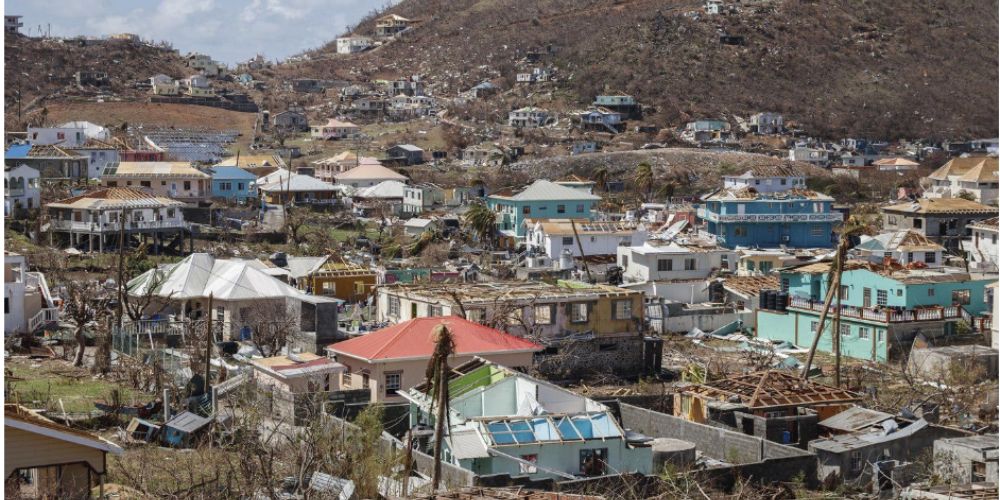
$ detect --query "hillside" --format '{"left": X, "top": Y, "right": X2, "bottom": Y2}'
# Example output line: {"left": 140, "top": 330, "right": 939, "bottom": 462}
{"left": 287, "top": 0, "right": 998, "bottom": 140}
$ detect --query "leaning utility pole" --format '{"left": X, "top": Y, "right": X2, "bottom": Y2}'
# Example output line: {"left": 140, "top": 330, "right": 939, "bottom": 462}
{"left": 570, "top": 219, "right": 593, "bottom": 283}
{"left": 204, "top": 293, "right": 214, "bottom": 394}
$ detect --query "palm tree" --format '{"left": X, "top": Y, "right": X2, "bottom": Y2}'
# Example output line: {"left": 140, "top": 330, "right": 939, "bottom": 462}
{"left": 800, "top": 216, "right": 874, "bottom": 384}
{"left": 592, "top": 167, "right": 610, "bottom": 193}
{"left": 633, "top": 162, "right": 655, "bottom": 202}
{"left": 425, "top": 323, "right": 456, "bottom": 491}
{"left": 656, "top": 178, "right": 679, "bottom": 203}
{"left": 464, "top": 201, "right": 498, "bottom": 250}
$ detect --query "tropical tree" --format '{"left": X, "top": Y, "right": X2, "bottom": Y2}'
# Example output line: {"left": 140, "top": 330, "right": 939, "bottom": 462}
{"left": 800, "top": 216, "right": 875, "bottom": 384}
{"left": 592, "top": 167, "right": 610, "bottom": 193}
{"left": 425, "top": 323, "right": 456, "bottom": 491}
{"left": 633, "top": 162, "right": 655, "bottom": 202}
{"left": 463, "top": 201, "right": 498, "bottom": 249}
{"left": 656, "top": 177, "right": 679, "bottom": 203}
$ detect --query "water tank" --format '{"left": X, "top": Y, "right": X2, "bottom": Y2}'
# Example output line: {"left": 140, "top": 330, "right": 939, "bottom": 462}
{"left": 777, "top": 292, "right": 789, "bottom": 311}
{"left": 651, "top": 438, "right": 696, "bottom": 471}
{"left": 558, "top": 248, "right": 574, "bottom": 270}
{"left": 767, "top": 290, "right": 778, "bottom": 311}
{"left": 760, "top": 290, "right": 772, "bottom": 310}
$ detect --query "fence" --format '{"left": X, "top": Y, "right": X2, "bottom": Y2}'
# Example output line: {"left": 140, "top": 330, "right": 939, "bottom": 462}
{"left": 788, "top": 297, "right": 965, "bottom": 324}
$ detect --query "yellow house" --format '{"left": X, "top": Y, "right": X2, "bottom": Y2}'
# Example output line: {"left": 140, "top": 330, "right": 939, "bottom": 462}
{"left": 5, "top": 404, "right": 123, "bottom": 498}
{"left": 306, "top": 261, "right": 377, "bottom": 303}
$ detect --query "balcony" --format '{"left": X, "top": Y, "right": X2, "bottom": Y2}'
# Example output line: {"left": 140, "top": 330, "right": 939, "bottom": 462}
{"left": 28, "top": 307, "right": 60, "bottom": 332}
{"left": 6, "top": 188, "right": 25, "bottom": 197}
{"left": 787, "top": 297, "right": 966, "bottom": 324}
{"left": 50, "top": 219, "right": 190, "bottom": 233}
{"left": 700, "top": 211, "right": 843, "bottom": 224}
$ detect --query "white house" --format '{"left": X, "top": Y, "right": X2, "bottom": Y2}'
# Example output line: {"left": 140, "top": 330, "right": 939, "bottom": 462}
{"left": 310, "top": 119, "right": 360, "bottom": 140}
{"left": 4, "top": 253, "right": 59, "bottom": 335}
{"left": 749, "top": 112, "right": 783, "bottom": 134}
{"left": 617, "top": 240, "right": 736, "bottom": 283}
{"left": 69, "top": 139, "right": 120, "bottom": 179}
{"left": 403, "top": 218, "right": 437, "bottom": 237}
{"left": 787, "top": 146, "right": 829, "bottom": 166}
{"left": 5, "top": 164, "right": 41, "bottom": 216}
{"left": 508, "top": 107, "right": 552, "bottom": 128}
{"left": 524, "top": 219, "right": 647, "bottom": 258}
{"left": 335, "top": 36, "right": 373, "bottom": 54}
{"left": 150, "top": 74, "right": 179, "bottom": 95}
{"left": 851, "top": 230, "right": 946, "bottom": 268}
{"left": 923, "top": 157, "right": 999, "bottom": 206}
{"left": 722, "top": 165, "right": 807, "bottom": 193}
{"left": 962, "top": 217, "right": 999, "bottom": 274}
{"left": 26, "top": 126, "right": 87, "bottom": 147}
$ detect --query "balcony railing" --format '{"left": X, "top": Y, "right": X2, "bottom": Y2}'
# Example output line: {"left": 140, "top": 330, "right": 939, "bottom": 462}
{"left": 6, "top": 188, "right": 25, "bottom": 197}
{"left": 787, "top": 297, "right": 965, "bottom": 324}
{"left": 700, "top": 211, "right": 844, "bottom": 224}
{"left": 50, "top": 219, "right": 189, "bottom": 232}
{"left": 28, "top": 307, "right": 60, "bottom": 332}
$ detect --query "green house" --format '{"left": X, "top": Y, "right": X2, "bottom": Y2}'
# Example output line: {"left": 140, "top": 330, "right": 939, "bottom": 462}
{"left": 756, "top": 261, "right": 994, "bottom": 362}
{"left": 487, "top": 180, "right": 601, "bottom": 240}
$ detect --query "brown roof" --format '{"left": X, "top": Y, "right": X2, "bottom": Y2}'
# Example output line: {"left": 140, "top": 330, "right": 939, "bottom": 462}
{"left": 722, "top": 275, "right": 780, "bottom": 298}
{"left": 47, "top": 187, "right": 185, "bottom": 210}
{"left": 683, "top": 370, "right": 861, "bottom": 409}
{"left": 883, "top": 197, "right": 997, "bottom": 214}
{"left": 969, "top": 216, "right": 999, "bottom": 231}
{"left": 928, "top": 157, "right": 999, "bottom": 183}
{"left": 4, "top": 404, "right": 122, "bottom": 452}
{"left": 26, "top": 145, "right": 85, "bottom": 159}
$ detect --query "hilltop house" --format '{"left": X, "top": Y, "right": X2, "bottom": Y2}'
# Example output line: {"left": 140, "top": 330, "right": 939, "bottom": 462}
{"left": 128, "top": 253, "right": 341, "bottom": 350}
{"left": 272, "top": 110, "right": 309, "bottom": 131}
{"left": 150, "top": 74, "right": 179, "bottom": 95}
{"left": 101, "top": 161, "right": 212, "bottom": 202}
{"left": 5, "top": 164, "right": 40, "bottom": 216}
{"left": 375, "top": 14, "right": 412, "bottom": 37}
{"left": 5, "top": 144, "right": 89, "bottom": 182}
{"left": 310, "top": 119, "right": 360, "bottom": 140}
{"left": 525, "top": 219, "right": 647, "bottom": 259}
{"left": 787, "top": 146, "right": 830, "bottom": 167}
{"left": 68, "top": 138, "right": 120, "bottom": 178}
{"left": 680, "top": 120, "right": 732, "bottom": 143}
{"left": 923, "top": 156, "right": 999, "bottom": 205}
{"left": 25, "top": 125, "right": 88, "bottom": 147}
{"left": 46, "top": 188, "right": 188, "bottom": 253}
{"left": 312, "top": 153, "right": 382, "bottom": 183}
{"left": 722, "top": 165, "right": 808, "bottom": 194}
{"left": 352, "top": 180, "right": 409, "bottom": 216}
{"left": 186, "top": 52, "right": 223, "bottom": 77}
{"left": 755, "top": 260, "right": 994, "bottom": 362}
{"left": 593, "top": 95, "right": 641, "bottom": 119}
{"left": 4, "top": 253, "right": 59, "bottom": 335}
{"left": 298, "top": 260, "right": 377, "bottom": 303}
{"left": 333, "top": 163, "right": 408, "bottom": 188}
{"left": 327, "top": 317, "right": 542, "bottom": 403}
{"left": 386, "top": 144, "right": 425, "bottom": 165}
{"left": 617, "top": 239, "right": 737, "bottom": 284}
{"left": 850, "top": 230, "right": 946, "bottom": 268}
{"left": 881, "top": 198, "right": 997, "bottom": 251}
{"left": 487, "top": 180, "right": 601, "bottom": 240}
{"left": 508, "top": 107, "right": 552, "bottom": 128}
{"left": 572, "top": 108, "right": 624, "bottom": 133}
{"left": 335, "top": 35, "right": 373, "bottom": 54}
{"left": 399, "top": 358, "right": 653, "bottom": 480}
{"left": 180, "top": 74, "right": 214, "bottom": 97}
{"left": 962, "top": 217, "right": 999, "bottom": 274}
{"left": 700, "top": 184, "right": 841, "bottom": 248}
{"left": 749, "top": 112, "right": 783, "bottom": 135}
{"left": 209, "top": 166, "right": 258, "bottom": 202}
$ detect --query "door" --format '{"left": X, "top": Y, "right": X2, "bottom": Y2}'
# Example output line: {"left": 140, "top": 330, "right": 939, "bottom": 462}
{"left": 863, "top": 288, "right": 872, "bottom": 308}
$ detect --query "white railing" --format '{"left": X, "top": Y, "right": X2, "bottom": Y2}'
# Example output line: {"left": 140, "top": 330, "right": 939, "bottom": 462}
{"left": 49, "top": 219, "right": 189, "bottom": 232}
{"left": 787, "top": 297, "right": 964, "bottom": 324}
{"left": 28, "top": 307, "right": 60, "bottom": 332}
{"left": 701, "top": 211, "right": 843, "bottom": 223}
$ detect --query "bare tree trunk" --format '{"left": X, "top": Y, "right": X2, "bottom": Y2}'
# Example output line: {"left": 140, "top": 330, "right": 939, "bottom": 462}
{"left": 73, "top": 326, "right": 86, "bottom": 367}
{"left": 432, "top": 359, "right": 447, "bottom": 491}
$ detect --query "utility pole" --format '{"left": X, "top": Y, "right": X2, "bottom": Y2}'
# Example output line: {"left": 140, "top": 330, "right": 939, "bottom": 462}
{"left": 570, "top": 219, "right": 593, "bottom": 283}
{"left": 204, "top": 293, "right": 214, "bottom": 394}
{"left": 115, "top": 216, "right": 126, "bottom": 366}
{"left": 832, "top": 279, "right": 842, "bottom": 387}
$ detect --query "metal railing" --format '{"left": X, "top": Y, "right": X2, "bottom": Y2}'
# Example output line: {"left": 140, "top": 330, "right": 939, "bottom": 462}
{"left": 28, "top": 308, "right": 60, "bottom": 332}
{"left": 700, "top": 211, "right": 844, "bottom": 223}
{"left": 49, "top": 219, "right": 190, "bottom": 232}
{"left": 788, "top": 297, "right": 965, "bottom": 324}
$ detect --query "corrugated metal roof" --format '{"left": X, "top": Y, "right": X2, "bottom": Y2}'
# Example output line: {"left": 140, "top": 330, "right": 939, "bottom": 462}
{"left": 445, "top": 428, "right": 491, "bottom": 460}
{"left": 818, "top": 406, "right": 893, "bottom": 432}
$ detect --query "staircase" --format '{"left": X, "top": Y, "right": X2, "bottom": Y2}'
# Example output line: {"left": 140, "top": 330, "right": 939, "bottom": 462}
{"left": 28, "top": 307, "right": 59, "bottom": 333}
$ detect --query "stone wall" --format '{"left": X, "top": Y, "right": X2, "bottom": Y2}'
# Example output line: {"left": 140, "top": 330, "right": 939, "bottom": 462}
{"left": 534, "top": 335, "right": 660, "bottom": 380}
{"left": 733, "top": 410, "right": 819, "bottom": 448}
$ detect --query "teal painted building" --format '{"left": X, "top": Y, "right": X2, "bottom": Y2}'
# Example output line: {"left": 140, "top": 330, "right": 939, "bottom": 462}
{"left": 210, "top": 166, "right": 258, "bottom": 202}
{"left": 401, "top": 359, "right": 652, "bottom": 480}
{"left": 487, "top": 180, "right": 601, "bottom": 239}
{"left": 756, "top": 261, "right": 993, "bottom": 362}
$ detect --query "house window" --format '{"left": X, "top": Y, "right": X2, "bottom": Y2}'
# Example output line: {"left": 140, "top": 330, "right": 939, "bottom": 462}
{"left": 183, "top": 181, "right": 191, "bottom": 190}
{"left": 220, "top": 182, "right": 232, "bottom": 190}
{"left": 876, "top": 290, "right": 888, "bottom": 306}
{"left": 466, "top": 309, "right": 485, "bottom": 322}
{"left": 570, "top": 303, "right": 589, "bottom": 323}
{"left": 859, "top": 327, "right": 870, "bottom": 340}
{"left": 658, "top": 259, "right": 673, "bottom": 272}
{"left": 557, "top": 204, "right": 566, "bottom": 214}
{"left": 952, "top": 289, "right": 971, "bottom": 305}
{"left": 385, "top": 372, "right": 401, "bottom": 396}
{"left": 562, "top": 236, "right": 574, "bottom": 246}
{"left": 140, "top": 181, "right": 151, "bottom": 188}
{"left": 621, "top": 255, "right": 629, "bottom": 268}
{"left": 840, "top": 324, "right": 850, "bottom": 337}
{"left": 429, "top": 305, "right": 443, "bottom": 317}
{"left": 876, "top": 330, "right": 884, "bottom": 342}
{"left": 734, "top": 226, "right": 748, "bottom": 237}
{"left": 520, "top": 454, "right": 538, "bottom": 474}
{"left": 840, "top": 285, "right": 849, "bottom": 300}
{"left": 810, "top": 225, "right": 825, "bottom": 236}
{"left": 928, "top": 288, "right": 935, "bottom": 297}
{"left": 321, "top": 281, "right": 336, "bottom": 295}
{"left": 4, "top": 298, "right": 8, "bottom": 314}
{"left": 580, "top": 449, "right": 608, "bottom": 476}
{"left": 362, "top": 373, "right": 370, "bottom": 389}
{"left": 925, "top": 252, "right": 936, "bottom": 264}
{"left": 534, "top": 305, "right": 553, "bottom": 325}
{"left": 215, "top": 306, "right": 225, "bottom": 322}
{"left": 906, "top": 252, "right": 914, "bottom": 262}
{"left": 810, "top": 321, "right": 818, "bottom": 333}
{"left": 913, "top": 219, "right": 923, "bottom": 229}
{"left": 238, "top": 182, "right": 245, "bottom": 191}
{"left": 576, "top": 204, "right": 585, "bottom": 213}
{"left": 684, "top": 258, "right": 697, "bottom": 271}
{"left": 781, "top": 278, "right": 789, "bottom": 292}
{"left": 388, "top": 296, "right": 401, "bottom": 317}
{"left": 522, "top": 206, "right": 531, "bottom": 215}
{"left": 613, "top": 300, "right": 632, "bottom": 320}
{"left": 166, "top": 209, "right": 175, "bottom": 218}
{"left": 342, "top": 370, "right": 352, "bottom": 385}
{"left": 850, "top": 451, "right": 864, "bottom": 473}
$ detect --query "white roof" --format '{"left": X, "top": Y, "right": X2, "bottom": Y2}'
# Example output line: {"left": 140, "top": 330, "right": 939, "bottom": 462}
{"left": 257, "top": 169, "right": 340, "bottom": 193}
{"left": 128, "top": 253, "right": 313, "bottom": 301}
{"left": 356, "top": 180, "right": 407, "bottom": 199}
{"left": 404, "top": 218, "right": 435, "bottom": 228}
{"left": 58, "top": 121, "right": 111, "bottom": 141}
{"left": 495, "top": 179, "right": 601, "bottom": 202}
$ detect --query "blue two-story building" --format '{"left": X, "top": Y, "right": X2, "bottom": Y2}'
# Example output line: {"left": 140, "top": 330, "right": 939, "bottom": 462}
{"left": 487, "top": 180, "right": 600, "bottom": 241}
{"left": 756, "top": 260, "right": 994, "bottom": 362}
{"left": 210, "top": 165, "right": 258, "bottom": 202}
{"left": 699, "top": 168, "right": 841, "bottom": 248}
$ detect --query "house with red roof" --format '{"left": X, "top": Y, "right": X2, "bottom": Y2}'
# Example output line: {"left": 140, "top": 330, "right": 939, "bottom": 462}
{"left": 326, "top": 316, "right": 543, "bottom": 402}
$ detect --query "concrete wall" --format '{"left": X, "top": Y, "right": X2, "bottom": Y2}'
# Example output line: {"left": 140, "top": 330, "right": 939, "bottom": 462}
{"left": 534, "top": 335, "right": 654, "bottom": 379}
